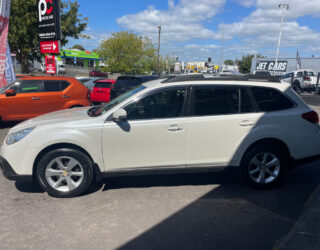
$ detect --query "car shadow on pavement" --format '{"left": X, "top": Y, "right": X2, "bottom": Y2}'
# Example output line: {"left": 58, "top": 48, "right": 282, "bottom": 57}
{"left": 15, "top": 181, "right": 44, "bottom": 193}
{"left": 0, "top": 121, "right": 20, "bottom": 129}
{"left": 96, "top": 162, "right": 320, "bottom": 250}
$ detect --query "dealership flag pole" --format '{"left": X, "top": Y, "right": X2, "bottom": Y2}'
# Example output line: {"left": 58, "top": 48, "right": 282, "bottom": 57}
{"left": 0, "top": 0, "right": 11, "bottom": 87}
{"left": 275, "top": 4, "right": 289, "bottom": 69}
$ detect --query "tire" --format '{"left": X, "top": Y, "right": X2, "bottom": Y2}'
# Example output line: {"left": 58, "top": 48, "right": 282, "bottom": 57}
{"left": 240, "top": 143, "right": 288, "bottom": 189}
{"left": 293, "top": 81, "right": 302, "bottom": 94}
{"left": 36, "top": 148, "right": 94, "bottom": 198}
{"left": 69, "top": 105, "right": 83, "bottom": 109}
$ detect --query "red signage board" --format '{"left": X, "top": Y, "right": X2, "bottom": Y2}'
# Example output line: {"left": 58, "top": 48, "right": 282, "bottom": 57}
{"left": 40, "top": 41, "right": 60, "bottom": 54}
{"left": 45, "top": 55, "right": 56, "bottom": 74}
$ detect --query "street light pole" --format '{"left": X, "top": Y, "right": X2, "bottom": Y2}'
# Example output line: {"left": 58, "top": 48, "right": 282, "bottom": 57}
{"left": 275, "top": 4, "right": 289, "bottom": 67}
{"left": 157, "top": 25, "right": 161, "bottom": 76}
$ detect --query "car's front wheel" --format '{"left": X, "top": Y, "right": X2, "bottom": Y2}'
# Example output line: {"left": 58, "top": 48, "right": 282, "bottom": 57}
{"left": 36, "top": 148, "right": 94, "bottom": 197}
{"left": 241, "top": 143, "right": 288, "bottom": 189}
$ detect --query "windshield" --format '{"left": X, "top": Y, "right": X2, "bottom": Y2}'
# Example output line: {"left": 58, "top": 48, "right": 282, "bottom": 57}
{"left": 88, "top": 85, "right": 146, "bottom": 117}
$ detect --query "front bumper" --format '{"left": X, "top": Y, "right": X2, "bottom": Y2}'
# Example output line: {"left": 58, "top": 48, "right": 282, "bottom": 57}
{"left": 0, "top": 156, "right": 33, "bottom": 182}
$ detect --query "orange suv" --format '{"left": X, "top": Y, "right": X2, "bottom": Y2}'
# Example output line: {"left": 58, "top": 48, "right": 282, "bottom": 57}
{"left": 0, "top": 76, "right": 91, "bottom": 122}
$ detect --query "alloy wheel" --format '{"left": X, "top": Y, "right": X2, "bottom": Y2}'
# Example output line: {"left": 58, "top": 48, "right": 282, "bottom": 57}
{"left": 248, "top": 152, "right": 281, "bottom": 184}
{"left": 45, "top": 156, "right": 84, "bottom": 192}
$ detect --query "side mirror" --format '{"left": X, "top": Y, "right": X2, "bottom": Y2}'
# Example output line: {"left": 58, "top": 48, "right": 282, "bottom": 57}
{"left": 5, "top": 89, "right": 16, "bottom": 97}
{"left": 112, "top": 108, "right": 127, "bottom": 122}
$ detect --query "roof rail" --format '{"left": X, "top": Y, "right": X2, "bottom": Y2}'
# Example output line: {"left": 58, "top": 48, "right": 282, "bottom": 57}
{"left": 161, "top": 73, "right": 281, "bottom": 83}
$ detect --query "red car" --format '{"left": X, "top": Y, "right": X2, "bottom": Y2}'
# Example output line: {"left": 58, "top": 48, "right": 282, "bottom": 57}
{"left": 90, "top": 79, "right": 116, "bottom": 105}
{"left": 89, "top": 70, "right": 108, "bottom": 77}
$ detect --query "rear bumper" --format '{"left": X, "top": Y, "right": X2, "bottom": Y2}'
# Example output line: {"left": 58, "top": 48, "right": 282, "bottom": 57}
{"left": 0, "top": 156, "right": 33, "bottom": 182}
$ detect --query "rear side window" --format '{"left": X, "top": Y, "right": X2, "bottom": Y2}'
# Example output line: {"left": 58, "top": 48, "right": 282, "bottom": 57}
{"left": 94, "top": 82, "right": 112, "bottom": 88}
{"left": 192, "top": 86, "right": 239, "bottom": 116}
{"left": 297, "top": 72, "right": 303, "bottom": 77}
{"left": 240, "top": 88, "right": 256, "bottom": 113}
{"left": 44, "top": 80, "right": 70, "bottom": 92}
{"left": 250, "top": 87, "right": 294, "bottom": 112}
{"left": 15, "top": 80, "right": 42, "bottom": 93}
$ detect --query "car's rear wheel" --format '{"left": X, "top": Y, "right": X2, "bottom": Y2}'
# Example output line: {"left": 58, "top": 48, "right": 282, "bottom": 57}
{"left": 293, "top": 81, "right": 302, "bottom": 94}
{"left": 241, "top": 143, "right": 288, "bottom": 189}
{"left": 36, "top": 148, "right": 94, "bottom": 197}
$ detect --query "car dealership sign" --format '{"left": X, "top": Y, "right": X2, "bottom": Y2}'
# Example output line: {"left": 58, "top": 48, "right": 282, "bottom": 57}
{"left": 45, "top": 55, "right": 56, "bottom": 74}
{"left": 255, "top": 60, "right": 288, "bottom": 76}
{"left": 38, "top": 0, "right": 61, "bottom": 41}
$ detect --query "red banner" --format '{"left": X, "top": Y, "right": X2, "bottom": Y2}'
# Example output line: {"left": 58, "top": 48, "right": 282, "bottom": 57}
{"left": 45, "top": 55, "right": 56, "bottom": 74}
{"left": 0, "top": 0, "right": 11, "bottom": 88}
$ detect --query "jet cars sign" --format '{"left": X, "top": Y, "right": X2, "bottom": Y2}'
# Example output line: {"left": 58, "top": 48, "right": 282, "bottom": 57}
{"left": 38, "top": 0, "right": 61, "bottom": 41}
{"left": 255, "top": 60, "right": 288, "bottom": 76}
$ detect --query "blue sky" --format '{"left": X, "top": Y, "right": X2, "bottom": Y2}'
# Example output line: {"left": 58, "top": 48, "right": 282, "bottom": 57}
{"left": 68, "top": 0, "right": 320, "bottom": 63}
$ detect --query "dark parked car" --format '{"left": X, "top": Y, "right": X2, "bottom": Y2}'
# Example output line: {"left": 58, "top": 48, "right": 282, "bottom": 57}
{"left": 110, "top": 75, "right": 158, "bottom": 99}
{"left": 89, "top": 70, "right": 108, "bottom": 78}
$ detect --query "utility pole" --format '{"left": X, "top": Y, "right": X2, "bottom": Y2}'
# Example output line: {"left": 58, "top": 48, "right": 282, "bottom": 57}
{"left": 275, "top": 4, "right": 289, "bottom": 67}
{"left": 157, "top": 25, "right": 161, "bottom": 76}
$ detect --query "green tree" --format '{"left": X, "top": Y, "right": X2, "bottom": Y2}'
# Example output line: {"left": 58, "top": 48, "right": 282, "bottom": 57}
{"left": 8, "top": 0, "right": 88, "bottom": 73}
{"left": 236, "top": 54, "right": 263, "bottom": 74}
{"left": 72, "top": 44, "right": 86, "bottom": 51}
{"left": 97, "top": 32, "right": 157, "bottom": 74}
{"left": 224, "top": 59, "right": 234, "bottom": 66}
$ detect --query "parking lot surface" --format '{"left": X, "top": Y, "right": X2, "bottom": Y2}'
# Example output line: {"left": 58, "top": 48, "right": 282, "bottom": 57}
{"left": 0, "top": 107, "right": 320, "bottom": 250}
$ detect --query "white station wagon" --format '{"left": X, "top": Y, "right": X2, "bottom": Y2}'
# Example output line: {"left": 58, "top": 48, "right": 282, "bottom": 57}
{"left": 1, "top": 75, "right": 320, "bottom": 197}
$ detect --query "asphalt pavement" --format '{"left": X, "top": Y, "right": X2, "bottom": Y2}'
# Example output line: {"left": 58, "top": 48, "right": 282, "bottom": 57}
{"left": 0, "top": 107, "right": 320, "bottom": 250}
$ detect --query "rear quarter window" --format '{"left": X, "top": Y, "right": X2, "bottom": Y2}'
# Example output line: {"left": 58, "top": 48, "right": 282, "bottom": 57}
{"left": 250, "top": 87, "right": 294, "bottom": 112}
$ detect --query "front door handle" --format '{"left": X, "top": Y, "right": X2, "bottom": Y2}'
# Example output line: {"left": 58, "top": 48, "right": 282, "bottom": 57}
{"left": 239, "top": 120, "right": 255, "bottom": 127}
{"left": 32, "top": 97, "right": 40, "bottom": 100}
{"left": 62, "top": 95, "right": 70, "bottom": 98}
{"left": 166, "top": 125, "right": 184, "bottom": 132}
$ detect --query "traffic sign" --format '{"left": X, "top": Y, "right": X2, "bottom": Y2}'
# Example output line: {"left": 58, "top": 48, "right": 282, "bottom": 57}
{"left": 40, "top": 41, "right": 60, "bottom": 54}
{"left": 45, "top": 55, "right": 56, "bottom": 74}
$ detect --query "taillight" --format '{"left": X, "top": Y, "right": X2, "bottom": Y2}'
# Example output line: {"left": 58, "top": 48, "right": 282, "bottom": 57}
{"left": 302, "top": 111, "right": 319, "bottom": 124}
{"left": 303, "top": 76, "right": 311, "bottom": 81}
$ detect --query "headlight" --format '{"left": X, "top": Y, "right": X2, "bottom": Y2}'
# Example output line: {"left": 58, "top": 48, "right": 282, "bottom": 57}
{"left": 6, "top": 127, "right": 36, "bottom": 145}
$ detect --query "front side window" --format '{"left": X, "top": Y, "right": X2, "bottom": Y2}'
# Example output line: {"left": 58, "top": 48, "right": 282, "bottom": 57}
{"left": 297, "top": 72, "right": 303, "bottom": 77}
{"left": 191, "top": 86, "right": 239, "bottom": 116}
{"left": 250, "top": 87, "right": 294, "bottom": 112}
{"left": 124, "top": 88, "right": 187, "bottom": 120}
{"left": 14, "top": 80, "right": 42, "bottom": 93}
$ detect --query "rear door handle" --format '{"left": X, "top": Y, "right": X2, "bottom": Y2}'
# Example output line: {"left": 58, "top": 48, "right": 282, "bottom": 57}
{"left": 32, "top": 97, "right": 40, "bottom": 100}
{"left": 239, "top": 120, "right": 255, "bottom": 127}
{"left": 166, "top": 125, "right": 184, "bottom": 132}
{"left": 62, "top": 95, "right": 70, "bottom": 98}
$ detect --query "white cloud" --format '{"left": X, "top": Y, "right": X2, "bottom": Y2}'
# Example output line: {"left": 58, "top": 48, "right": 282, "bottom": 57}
{"left": 117, "top": 0, "right": 225, "bottom": 42}
{"left": 215, "top": 0, "right": 320, "bottom": 55}
{"left": 235, "top": 0, "right": 256, "bottom": 7}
